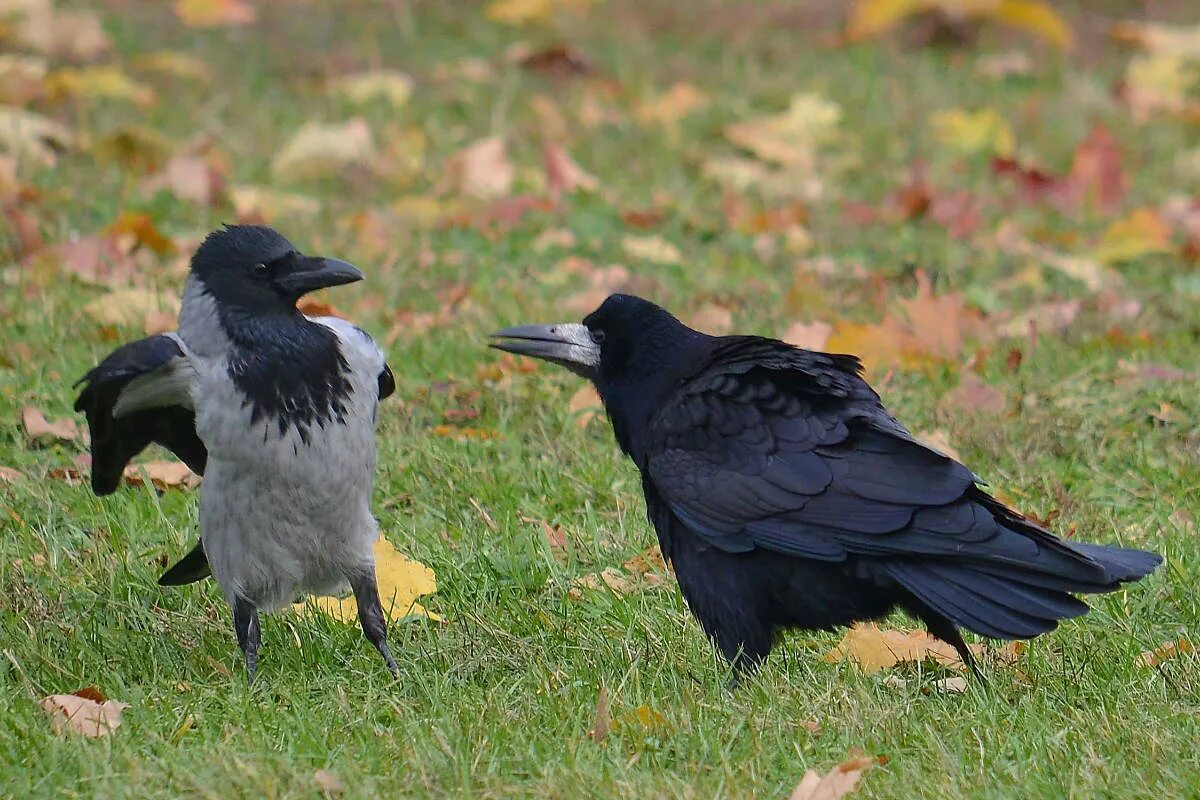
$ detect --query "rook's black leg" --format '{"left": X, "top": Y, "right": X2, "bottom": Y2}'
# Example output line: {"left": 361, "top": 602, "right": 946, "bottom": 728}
{"left": 921, "top": 611, "right": 986, "bottom": 683}
{"left": 349, "top": 570, "right": 399, "bottom": 676}
{"left": 233, "top": 596, "right": 261, "bottom": 684}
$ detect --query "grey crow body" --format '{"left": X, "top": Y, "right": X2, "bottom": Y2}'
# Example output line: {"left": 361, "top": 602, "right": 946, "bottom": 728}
{"left": 75, "top": 225, "right": 398, "bottom": 680}
{"left": 491, "top": 294, "right": 1162, "bottom": 674}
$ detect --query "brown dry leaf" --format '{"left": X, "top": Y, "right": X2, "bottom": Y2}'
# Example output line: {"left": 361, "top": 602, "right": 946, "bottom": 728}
{"left": 824, "top": 622, "right": 980, "bottom": 674}
{"left": 140, "top": 154, "right": 226, "bottom": 206}
{"left": 1138, "top": 639, "right": 1194, "bottom": 667}
{"left": 622, "top": 234, "right": 681, "bottom": 265}
{"left": 441, "top": 136, "right": 514, "bottom": 199}
{"left": 789, "top": 754, "right": 880, "bottom": 800}
{"left": 271, "top": 118, "right": 376, "bottom": 181}
{"left": 588, "top": 685, "right": 609, "bottom": 742}
{"left": 122, "top": 461, "right": 200, "bottom": 491}
{"left": 21, "top": 407, "right": 79, "bottom": 444}
{"left": 783, "top": 320, "right": 833, "bottom": 350}
{"left": 40, "top": 693, "right": 129, "bottom": 737}
{"left": 0, "top": 106, "right": 73, "bottom": 166}
{"left": 636, "top": 82, "right": 708, "bottom": 127}
{"left": 991, "top": 123, "right": 1126, "bottom": 216}
{"left": 330, "top": 70, "right": 413, "bottom": 107}
{"left": 917, "top": 428, "right": 961, "bottom": 461}
{"left": 998, "top": 299, "right": 1081, "bottom": 338}
{"left": 623, "top": 546, "right": 668, "bottom": 581}
{"left": 143, "top": 309, "right": 176, "bottom": 335}
{"left": 688, "top": 303, "right": 733, "bottom": 334}
{"left": 942, "top": 373, "right": 1007, "bottom": 416}
{"left": 518, "top": 44, "right": 593, "bottom": 78}
{"left": 542, "top": 141, "right": 598, "bottom": 199}
{"left": 82, "top": 288, "right": 181, "bottom": 328}
{"left": 568, "top": 385, "right": 602, "bottom": 428}
{"left": 174, "top": 0, "right": 256, "bottom": 27}
{"left": 106, "top": 211, "right": 176, "bottom": 255}
{"left": 0, "top": 465, "right": 26, "bottom": 483}
{"left": 313, "top": 769, "right": 344, "bottom": 795}
{"left": 41, "top": 234, "right": 135, "bottom": 286}
{"left": 10, "top": 4, "right": 110, "bottom": 63}
{"left": 0, "top": 54, "right": 47, "bottom": 105}
{"left": 896, "top": 269, "right": 982, "bottom": 362}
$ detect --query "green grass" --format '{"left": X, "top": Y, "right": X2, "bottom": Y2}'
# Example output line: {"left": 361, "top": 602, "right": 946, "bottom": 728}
{"left": 2, "top": 1, "right": 1199, "bottom": 797}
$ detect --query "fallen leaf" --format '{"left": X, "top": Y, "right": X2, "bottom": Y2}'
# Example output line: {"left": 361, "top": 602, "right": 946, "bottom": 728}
{"left": 916, "top": 428, "right": 961, "bottom": 460}
{"left": 975, "top": 51, "right": 1033, "bottom": 79}
{"left": 229, "top": 185, "right": 321, "bottom": 222}
{"left": 10, "top": 4, "right": 110, "bottom": 63}
{"left": 485, "top": 0, "right": 597, "bottom": 26}
{"left": 0, "top": 105, "right": 73, "bottom": 166}
{"left": 688, "top": 303, "right": 733, "bottom": 334}
{"left": 789, "top": 753, "right": 879, "bottom": 800}
{"left": 725, "top": 93, "right": 841, "bottom": 168}
{"left": 106, "top": 211, "right": 177, "bottom": 255}
{"left": 173, "top": 0, "right": 256, "bottom": 27}
{"left": 440, "top": 136, "right": 514, "bottom": 199}
{"left": 568, "top": 385, "right": 602, "bottom": 428}
{"left": 543, "top": 141, "right": 598, "bottom": 199}
{"left": 824, "top": 622, "right": 980, "bottom": 674}
{"left": 588, "top": 685, "right": 609, "bottom": 742}
{"left": 1092, "top": 208, "right": 1173, "bottom": 264}
{"left": 81, "top": 288, "right": 181, "bottom": 328}
{"left": 611, "top": 704, "right": 668, "bottom": 735}
{"left": 40, "top": 693, "right": 129, "bottom": 737}
{"left": 929, "top": 107, "right": 1014, "bottom": 157}
{"left": 636, "top": 82, "right": 708, "bottom": 126}
{"left": 0, "top": 54, "right": 47, "bottom": 105}
{"left": 941, "top": 373, "right": 1007, "bottom": 416}
{"left": 1138, "top": 639, "right": 1193, "bottom": 667}
{"left": 21, "top": 407, "right": 79, "bottom": 444}
{"left": 991, "top": 123, "right": 1126, "bottom": 216}
{"left": 140, "top": 153, "right": 225, "bottom": 206}
{"left": 313, "top": 769, "right": 344, "bottom": 795}
{"left": 1116, "top": 359, "right": 1196, "bottom": 383}
{"left": 622, "top": 234, "right": 681, "bottom": 264}
{"left": 1121, "top": 54, "right": 1200, "bottom": 122}
{"left": 271, "top": 118, "right": 376, "bottom": 181}
{"left": 1111, "top": 21, "right": 1200, "bottom": 60}
{"left": 783, "top": 320, "right": 833, "bottom": 351}
{"left": 46, "top": 66, "right": 155, "bottom": 106}
{"left": 0, "top": 465, "right": 26, "bottom": 483}
{"left": 297, "top": 537, "right": 438, "bottom": 622}
{"left": 518, "top": 44, "right": 593, "bottom": 77}
{"left": 132, "top": 51, "right": 214, "bottom": 84}
{"left": 997, "top": 299, "right": 1081, "bottom": 338}
{"left": 844, "top": 0, "right": 1072, "bottom": 50}
{"left": 932, "top": 676, "right": 969, "bottom": 693}
{"left": 122, "top": 461, "right": 200, "bottom": 491}
{"left": 330, "top": 70, "right": 413, "bottom": 107}
{"left": 993, "top": 221, "right": 1116, "bottom": 291}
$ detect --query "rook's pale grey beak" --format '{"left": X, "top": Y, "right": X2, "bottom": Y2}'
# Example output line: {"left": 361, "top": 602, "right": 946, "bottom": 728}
{"left": 489, "top": 323, "right": 600, "bottom": 379}
{"left": 278, "top": 256, "right": 364, "bottom": 295}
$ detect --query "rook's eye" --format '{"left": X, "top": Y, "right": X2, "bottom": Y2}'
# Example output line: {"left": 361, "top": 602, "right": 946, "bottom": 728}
{"left": 252, "top": 262, "right": 269, "bottom": 278}
{"left": 590, "top": 329, "right": 605, "bottom": 344}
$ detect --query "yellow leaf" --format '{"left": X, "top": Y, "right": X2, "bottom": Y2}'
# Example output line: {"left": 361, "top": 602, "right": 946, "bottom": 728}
{"left": 1092, "top": 208, "right": 1174, "bottom": 264}
{"left": 0, "top": 105, "right": 73, "bottom": 166}
{"left": 46, "top": 66, "right": 156, "bottom": 106}
{"left": 844, "top": 0, "right": 926, "bottom": 42}
{"left": 622, "top": 234, "right": 682, "bottom": 264}
{"left": 725, "top": 93, "right": 841, "bottom": 167}
{"left": 297, "top": 538, "right": 438, "bottom": 623}
{"left": 1123, "top": 55, "right": 1200, "bottom": 121}
{"left": 635, "top": 82, "right": 708, "bottom": 126}
{"left": 330, "top": 70, "right": 414, "bottom": 107}
{"left": 1111, "top": 21, "right": 1200, "bottom": 60}
{"left": 824, "top": 622, "right": 979, "bottom": 674}
{"left": 132, "top": 50, "right": 214, "bottom": 83}
{"left": 173, "top": 0, "right": 256, "bottom": 27}
{"left": 993, "top": 0, "right": 1073, "bottom": 50}
{"left": 229, "top": 185, "right": 321, "bottom": 222}
{"left": 929, "top": 107, "right": 1014, "bottom": 157}
{"left": 485, "top": 0, "right": 597, "bottom": 26}
{"left": 271, "top": 118, "right": 376, "bottom": 181}
{"left": 81, "top": 288, "right": 181, "bottom": 328}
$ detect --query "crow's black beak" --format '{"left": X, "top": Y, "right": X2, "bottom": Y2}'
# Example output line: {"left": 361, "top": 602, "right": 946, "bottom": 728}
{"left": 489, "top": 322, "right": 600, "bottom": 379}
{"left": 278, "top": 256, "right": 364, "bottom": 295}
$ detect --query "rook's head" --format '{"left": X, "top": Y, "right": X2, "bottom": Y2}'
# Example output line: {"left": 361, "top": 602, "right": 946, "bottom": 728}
{"left": 489, "top": 293, "right": 694, "bottom": 389}
{"left": 191, "top": 225, "right": 363, "bottom": 314}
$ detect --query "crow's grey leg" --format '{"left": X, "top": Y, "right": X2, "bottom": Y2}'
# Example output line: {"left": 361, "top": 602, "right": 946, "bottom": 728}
{"left": 233, "top": 596, "right": 261, "bottom": 683}
{"left": 349, "top": 570, "right": 399, "bottom": 676}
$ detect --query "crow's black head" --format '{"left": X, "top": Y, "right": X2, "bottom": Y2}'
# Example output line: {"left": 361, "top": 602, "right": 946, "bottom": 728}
{"left": 191, "top": 225, "right": 363, "bottom": 315}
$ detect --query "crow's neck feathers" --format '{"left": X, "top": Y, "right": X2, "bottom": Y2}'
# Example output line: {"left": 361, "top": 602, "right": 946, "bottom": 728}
{"left": 179, "top": 277, "right": 352, "bottom": 443}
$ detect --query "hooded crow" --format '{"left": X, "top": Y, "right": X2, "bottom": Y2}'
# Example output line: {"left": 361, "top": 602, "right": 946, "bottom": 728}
{"left": 75, "top": 225, "right": 398, "bottom": 680}
{"left": 491, "top": 294, "right": 1161, "bottom": 675}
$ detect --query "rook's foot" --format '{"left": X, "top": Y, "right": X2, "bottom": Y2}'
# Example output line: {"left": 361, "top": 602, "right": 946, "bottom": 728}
{"left": 233, "top": 596, "right": 261, "bottom": 684}
{"left": 349, "top": 569, "right": 399, "bottom": 676}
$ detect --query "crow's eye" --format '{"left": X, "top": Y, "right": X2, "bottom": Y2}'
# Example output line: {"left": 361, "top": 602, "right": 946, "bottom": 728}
{"left": 590, "top": 329, "right": 605, "bottom": 345}
{"left": 252, "top": 262, "right": 269, "bottom": 278}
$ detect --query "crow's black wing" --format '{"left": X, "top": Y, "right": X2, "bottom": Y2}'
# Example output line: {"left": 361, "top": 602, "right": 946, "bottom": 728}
{"left": 74, "top": 334, "right": 206, "bottom": 496}
{"left": 644, "top": 337, "right": 1118, "bottom": 580}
